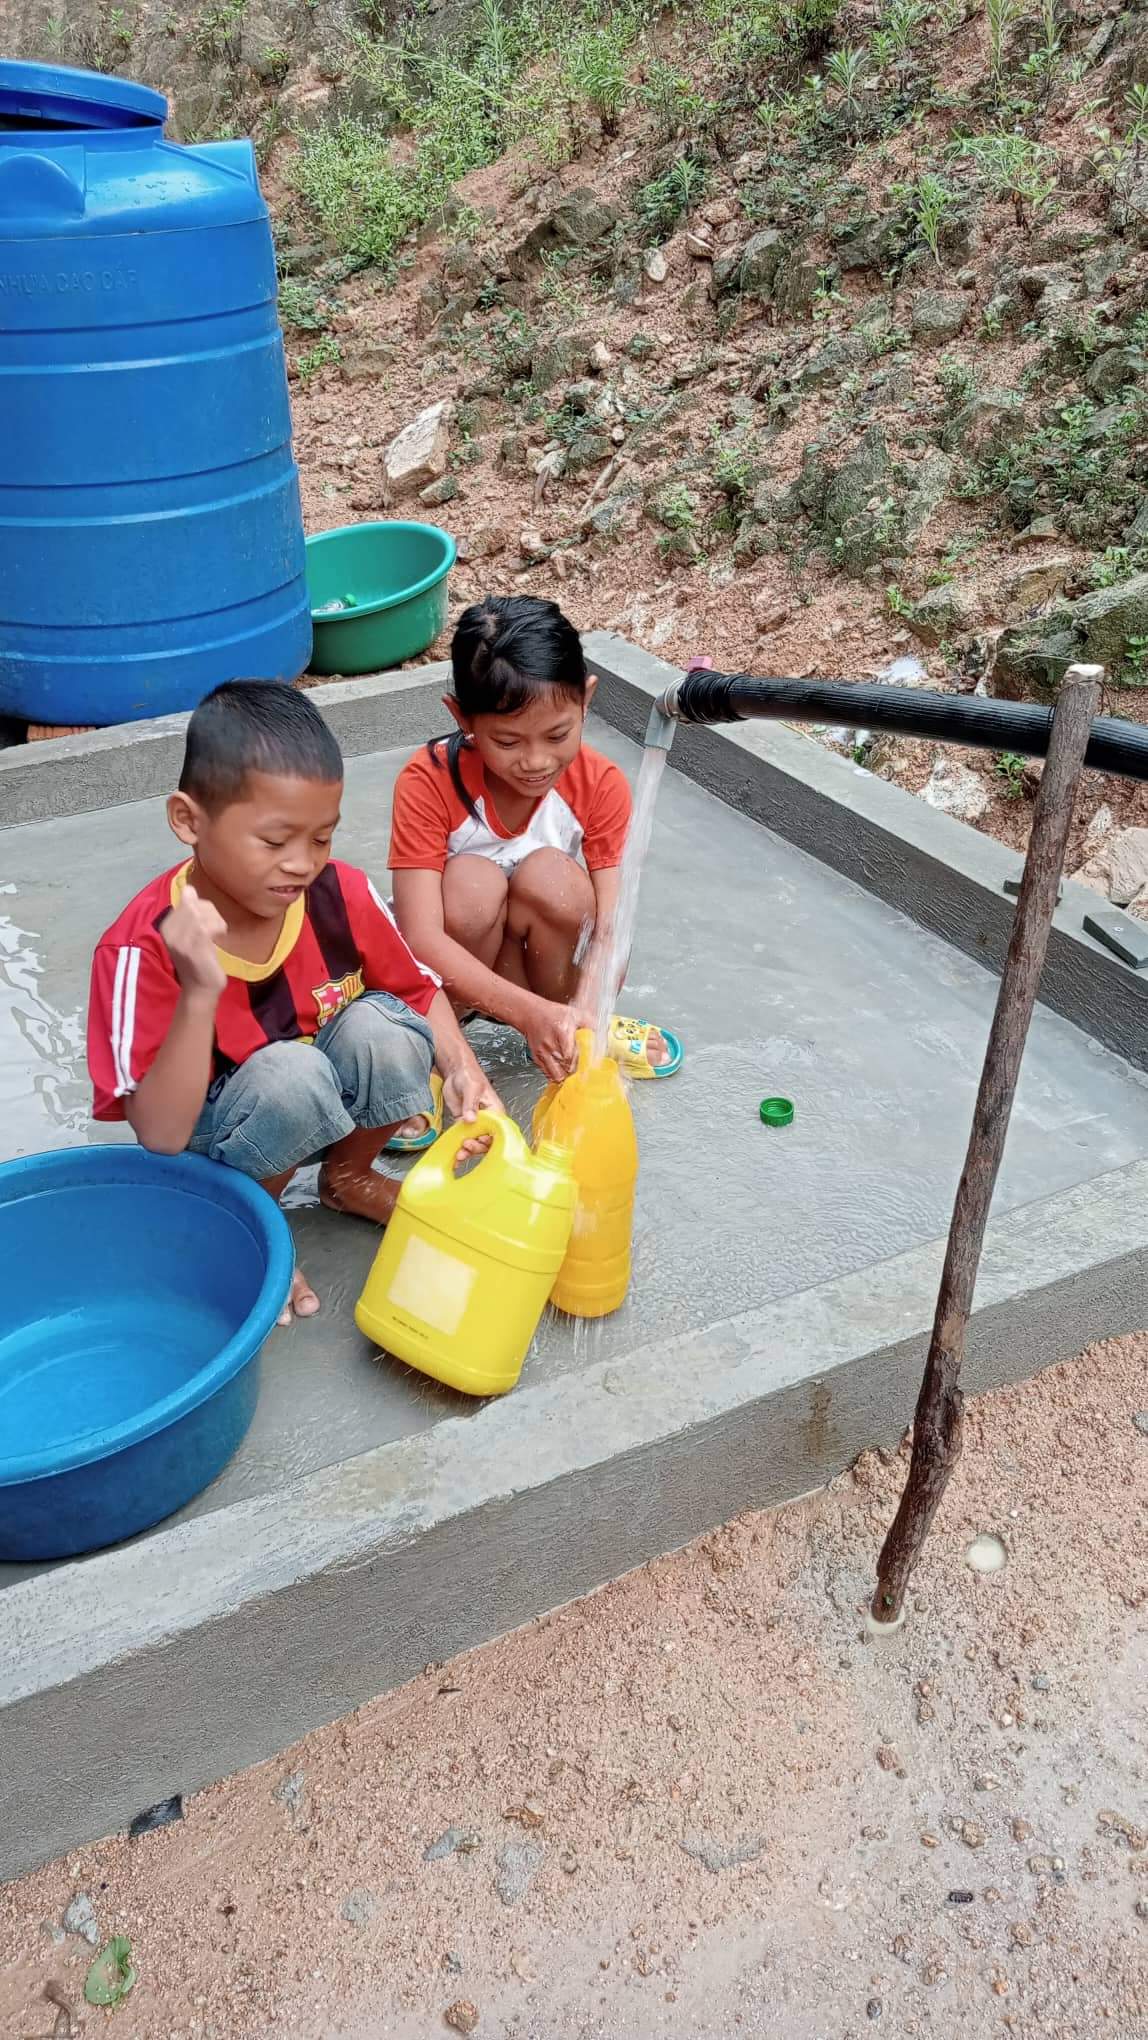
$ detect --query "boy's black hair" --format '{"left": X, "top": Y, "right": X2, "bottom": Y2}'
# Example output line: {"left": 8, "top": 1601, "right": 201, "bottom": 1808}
{"left": 432, "top": 595, "right": 588, "bottom": 819}
{"left": 180, "top": 680, "right": 344, "bottom": 812}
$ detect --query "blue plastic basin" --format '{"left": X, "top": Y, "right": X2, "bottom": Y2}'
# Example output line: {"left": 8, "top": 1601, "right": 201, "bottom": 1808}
{"left": 0, "top": 1147, "right": 294, "bottom": 1561}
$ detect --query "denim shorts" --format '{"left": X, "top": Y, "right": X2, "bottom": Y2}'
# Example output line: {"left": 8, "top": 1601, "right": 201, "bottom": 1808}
{"left": 187, "top": 989, "right": 435, "bottom": 1181}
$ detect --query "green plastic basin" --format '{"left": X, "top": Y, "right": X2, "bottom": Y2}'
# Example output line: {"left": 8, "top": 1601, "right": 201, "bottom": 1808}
{"left": 305, "top": 520, "right": 457, "bottom": 677}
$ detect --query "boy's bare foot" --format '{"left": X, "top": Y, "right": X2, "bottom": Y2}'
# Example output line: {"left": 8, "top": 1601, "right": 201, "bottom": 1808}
{"left": 278, "top": 1267, "right": 320, "bottom": 1324}
{"left": 318, "top": 1157, "right": 402, "bottom": 1225}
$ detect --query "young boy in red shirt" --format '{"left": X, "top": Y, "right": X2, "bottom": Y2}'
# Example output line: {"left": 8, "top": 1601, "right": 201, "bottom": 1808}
{"left": 88, "top": 681, "right": 499, "bottom": 1320}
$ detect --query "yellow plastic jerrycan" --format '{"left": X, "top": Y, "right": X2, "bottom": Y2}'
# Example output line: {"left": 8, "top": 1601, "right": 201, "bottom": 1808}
{"left": 532, "top": 1029, "right": 638, "bottom": 1318}
{"left": 354, "top": 1112, "right": 575, "bottom": 1397}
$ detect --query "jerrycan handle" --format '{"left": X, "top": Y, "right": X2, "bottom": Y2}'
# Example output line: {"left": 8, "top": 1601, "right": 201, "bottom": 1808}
{"left": 413, "top": 1108, "right": 524, "bottom": 1205}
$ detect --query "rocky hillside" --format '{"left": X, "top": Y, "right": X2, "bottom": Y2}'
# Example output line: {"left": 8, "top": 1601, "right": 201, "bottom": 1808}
{"left": 22, "top": 0, "right": 1148, "bottom": 899}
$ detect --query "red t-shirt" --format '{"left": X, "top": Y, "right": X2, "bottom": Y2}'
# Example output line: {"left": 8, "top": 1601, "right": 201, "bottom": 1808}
{"left": 88, "top": 859, "right": 439, "bottom": 1123}
{"left": 389, "top": 740, "right": 631, "bottom": 876}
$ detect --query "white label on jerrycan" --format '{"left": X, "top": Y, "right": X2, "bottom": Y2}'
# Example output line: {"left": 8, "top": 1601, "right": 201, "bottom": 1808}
{"left": 388, "top": 1235, "right": 477, "bottom": 1335}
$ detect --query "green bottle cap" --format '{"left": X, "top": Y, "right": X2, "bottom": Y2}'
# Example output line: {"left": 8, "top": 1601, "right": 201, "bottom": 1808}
{"left": 759, "top": 1096, "right": 794, "bottom": 1128}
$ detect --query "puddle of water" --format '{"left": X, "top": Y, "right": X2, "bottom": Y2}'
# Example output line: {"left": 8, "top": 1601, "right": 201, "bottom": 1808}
{"left": 0, "top": 896, "right": 90, "bottom": 1159}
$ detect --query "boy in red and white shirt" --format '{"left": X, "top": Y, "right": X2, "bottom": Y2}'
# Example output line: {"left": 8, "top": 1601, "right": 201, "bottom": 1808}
{"left": 88, "top": 681, "right": 499, "bottom": 1320}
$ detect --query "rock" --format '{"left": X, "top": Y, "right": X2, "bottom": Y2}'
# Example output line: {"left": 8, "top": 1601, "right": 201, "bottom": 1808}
{"left": 922, "top": 755, "right": 991, "bottom": 822}
{"left": 444, "top": 2002, "right": 480, "bottom": 2033}
{"left": 906, "top": 582, "right": 980, "bottom": 646}
{"left": 385, "top": 400, "right": 452, "bottom": 499}
{"left": 679, "top": 1831, "right": 766, "bottom": 1871}
{"left": 901, "top": 451, "right": 954, "bottom": 549}
{"left": 1133, "top": 1411, "right": 1148, "bottom": 1435}
{"left": 338, "top": 338, "right": 399, "bottom": 382}
{"left": 910, "top": 290, "right": 970, "bottom": 343}
{"left": 340, "top": 1889, "right": 378, "bottom": 1926}
{"left": 739, "top": 228, "right": 786, "bottom": 296}
{"left": 517, "top": 188, "right": 618, "bottom": 266}
{"left": 644, "top": 247, "right": 668, "bottom": 284}
{"left": 241, "top": 12, "right": 288, "bottom": 81}
{"left": 470, "top": 525, "right": 509, "bottom": 557}
{"left": 1082, "top": 15, "right": 1116, "bottom": 62}
{"left": 273, "top": 1768, "right": 307, "bottom": 1828}
{"left": 1085, "top": 345, "right": 1143, "bottom": 399}
{"left": 561, "top": 378, "right": 599, "bottom": 416}
{"left": 821, "top": 428, "right": 899, "bottom": 575}
{"left": 944, "top": 391, "right": 1027, "bottom": 457}
{"left": 801, "top": 334, "right": 867, "bottom": 390}
{"left": 1105, "top": 828, "right": 1148, "bottom": 905}
{"left": 531, "top": 330, "right": 596, "bottom": 390}
{"left": 420, "top": 476, "right": 459, "bottom": 506}
{"left": 1070, "top": 573, "right": 1148, "bottom": 668}
{"left": 63, "top": 1893, "right": 100, "bottom": 1946}
{"left": 832, "top": 209, "right": 904, "bottom": 275}
{"left": 1003, "top": 557, "right": 1074, "bottom": 609}
{"left": 589, "top": 340, "right": 612, "bottom": 373}
{"left": 686, "top": 231, "right": 715, "bottom": 260}
{"left": 1084, "top": 803, "right": 1115, "bottom": 857}
{"left": 587, "top": 492, "right": 638, "bottom": 539}
{"left": 866, "top": 353, "right": 914, "bottom": 406}
{"left": 711, "top": 248, "right": 743, "bottom": 296}
{"left": 773, "top": 252, "right": 820, "bottom": 318}
{"left": 564, "top": 428, "right": 612, "bottom": 474}
{"left": 1097, "top": 1808, "right": 1148, "bottom": 1851}
{"left": 551, "top": 188, "right": 619, "bottom": 246}
{"left": 495, "top": 1840, "right": 545, "bottom": 1905}
{"left": 991, "top": 620, "right": 1077, "bottom": 699}
{"left": 1014, "top": 515, "right": 1059, "bottom": 545}
{"left": 425, "top": 1827, "right": 481, "bottom": 1861}
{"left": 1084, "top": 246, "right": 1126, "bottom": 295}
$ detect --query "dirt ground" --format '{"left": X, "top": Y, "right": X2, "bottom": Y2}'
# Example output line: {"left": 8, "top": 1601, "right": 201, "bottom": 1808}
{"left": 3, "top": 1335, "right": 1148, "bottom": 2040}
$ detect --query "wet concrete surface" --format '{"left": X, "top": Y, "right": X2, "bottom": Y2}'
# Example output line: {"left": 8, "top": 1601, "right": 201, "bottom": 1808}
{"left": 4, "top": 721, "right": 1148, "bottom": 1587}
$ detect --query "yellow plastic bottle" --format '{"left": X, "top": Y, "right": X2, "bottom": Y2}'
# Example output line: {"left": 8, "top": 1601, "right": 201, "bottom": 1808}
{"left": 532, "top": 1029, "right": 638, "bottom": 1318}
{"left": 354, "top": 1111, "right": 575, "bottom": 1397}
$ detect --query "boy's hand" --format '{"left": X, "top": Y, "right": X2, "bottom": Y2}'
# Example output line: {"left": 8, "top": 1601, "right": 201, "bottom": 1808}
{"left": 523, "top": 997, "right": 581, "bottom": 1082}
{"left": 160, "top": 885, "right": 227, "bottom": 1000}
{"left": 442, "top": 1061, "right": 504, "bottom": 1161}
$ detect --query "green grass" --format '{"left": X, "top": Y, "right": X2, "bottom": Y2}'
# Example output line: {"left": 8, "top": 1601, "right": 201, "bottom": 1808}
{"left": 994, "top": 750, "right": 1026, "bottom": 798}
{"left": 634, "top": 154, "right": 710, "bottom": 241}
{"left": 295, "top": 335, "right": 343, "bottom": 382}
{"left": 956, "top": 131, "right": 1057, "bottom": 226}
{"left": 293, "top": 0, "right": 655, "bottom": 268}
{"left": 963, "top": 393, "right": 1148, "bottom": 544}
{"left": 290, "top": 121, "right": 421, "bottom": 270}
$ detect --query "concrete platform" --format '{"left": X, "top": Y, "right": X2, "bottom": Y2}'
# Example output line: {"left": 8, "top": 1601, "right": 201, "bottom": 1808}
{"left": 3, "top": 637, "right": 1148, "bottom": 1879}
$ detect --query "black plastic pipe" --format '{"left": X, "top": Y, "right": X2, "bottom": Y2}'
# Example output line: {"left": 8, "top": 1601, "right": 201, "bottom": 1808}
{"left": 653, "top": 669, "right": 1148, "bottom": 783}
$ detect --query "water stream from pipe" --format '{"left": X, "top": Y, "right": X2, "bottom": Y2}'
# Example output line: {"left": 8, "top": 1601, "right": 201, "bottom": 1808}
{"left": 590, "top": 744, "right": 670, "bottom": 1058}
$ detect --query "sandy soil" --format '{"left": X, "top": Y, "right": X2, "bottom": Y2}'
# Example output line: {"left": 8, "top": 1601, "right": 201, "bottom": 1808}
{"left": 4, "top": 1335, "right": 1148, "bottom": 2040}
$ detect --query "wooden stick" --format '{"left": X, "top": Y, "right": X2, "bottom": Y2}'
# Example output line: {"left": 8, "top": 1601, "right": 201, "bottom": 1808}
{"left": 870, "top": 663, "right": 1102, "bottom": 1626}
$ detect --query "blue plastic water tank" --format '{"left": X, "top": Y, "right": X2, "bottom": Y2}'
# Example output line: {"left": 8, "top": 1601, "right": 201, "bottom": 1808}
{"left": 0, "top": 60, "right": 312, "bottom": 726}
